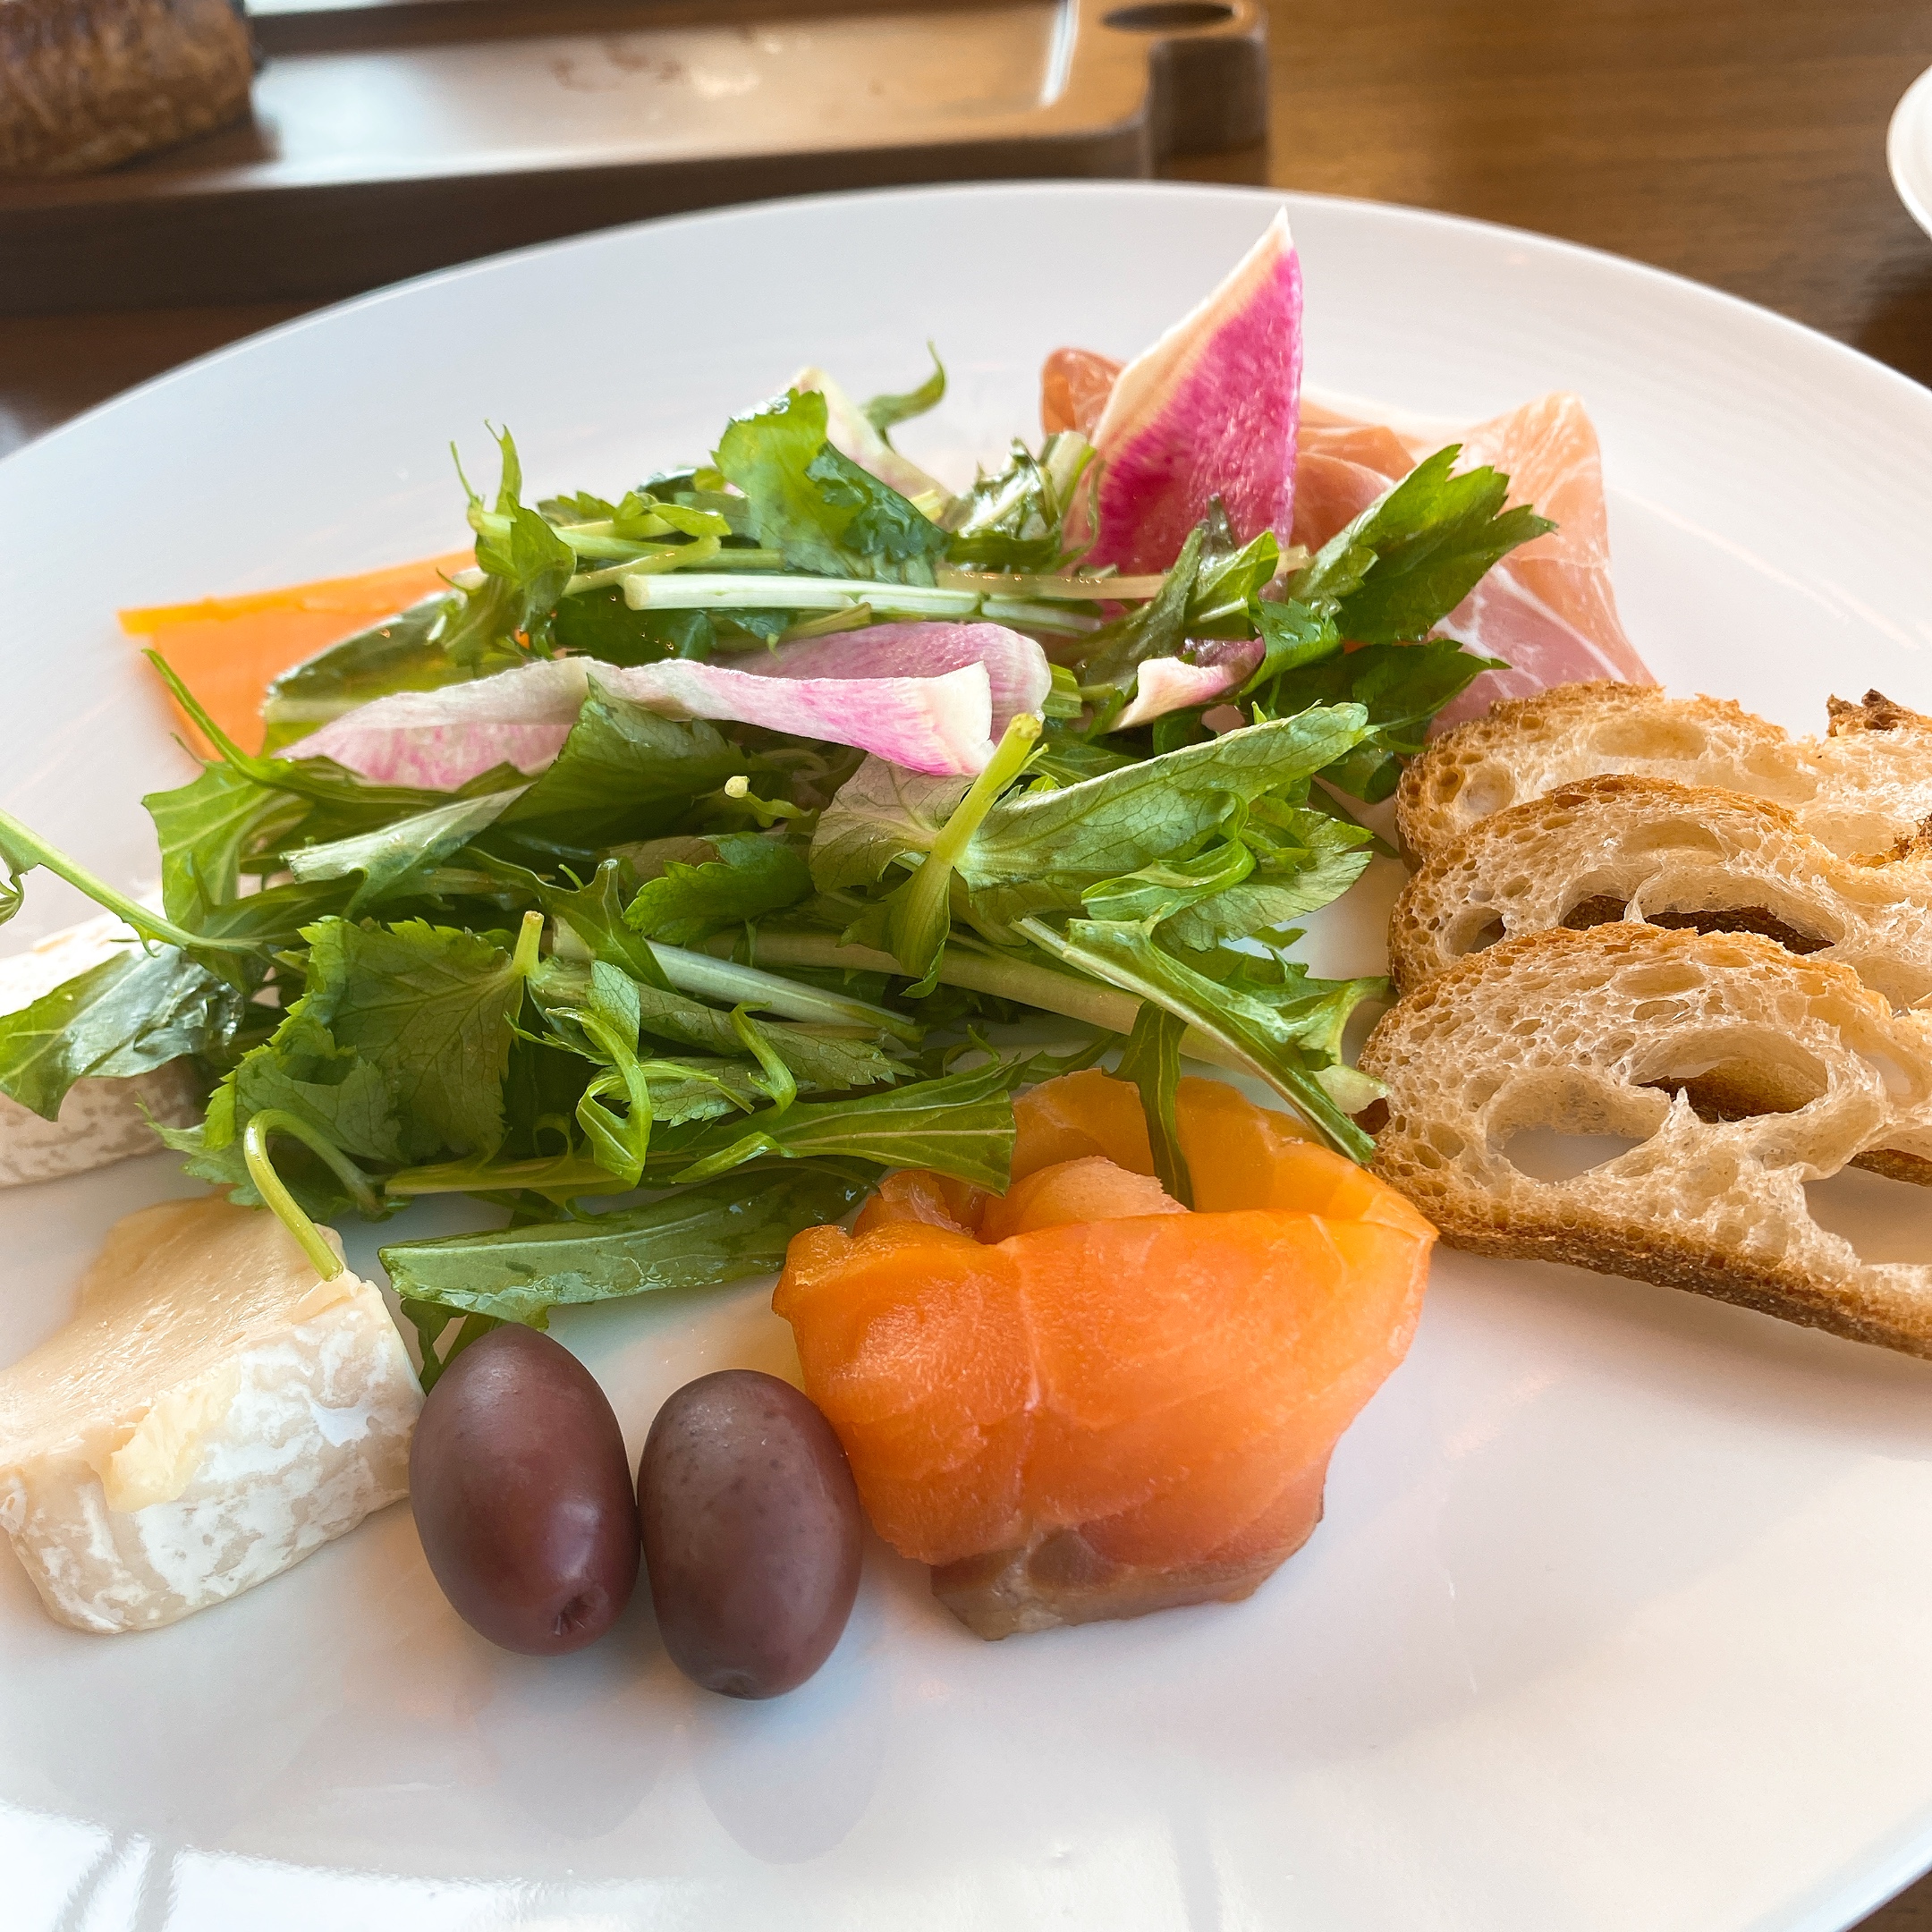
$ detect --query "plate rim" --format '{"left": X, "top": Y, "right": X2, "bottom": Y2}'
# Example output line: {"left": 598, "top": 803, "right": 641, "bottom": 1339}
{"left": 8, "top": 176, "right": 1932, "bottom": 493}
{"left": 4, "top": 176, "right": 1932, "bottom": 1932}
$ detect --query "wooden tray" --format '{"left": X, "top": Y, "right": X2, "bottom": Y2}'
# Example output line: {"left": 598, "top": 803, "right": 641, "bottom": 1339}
{"left": 0, "top": 0, "right": 1266, "bottom": 312}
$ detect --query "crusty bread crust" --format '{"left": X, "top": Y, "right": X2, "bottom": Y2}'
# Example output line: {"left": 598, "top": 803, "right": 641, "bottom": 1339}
{"left": 1387, "top": 774, "right": 1932, "bottom": 1012}
{"left": 1360, "top": 923, "right": 1932, "bottom": 1356}
{"left": 1396, "top": 682, "right": 1932, "bottom": 866}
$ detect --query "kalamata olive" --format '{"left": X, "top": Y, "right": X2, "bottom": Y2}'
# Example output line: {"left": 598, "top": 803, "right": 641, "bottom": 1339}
{"left": 410, "top": 1325, "right": 639, "bottom": 1656}
{"left": 639, "top": 1369, "right": 862, "bottom": 1699}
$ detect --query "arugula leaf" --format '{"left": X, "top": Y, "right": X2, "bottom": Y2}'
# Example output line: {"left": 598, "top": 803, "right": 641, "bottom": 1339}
{"left": 1079, "top": 521, "right": 1206, "bottom": 690}
{"left": 143, "top": 763, "right": 301, "bottom": 927}
{"left": 941, "top": 433, "right": 1094, "bottom": 574}
{"left": 810, "top": 758, "right": 972, "bottom": 892}
{"left": 1018, "top": 917, "right": 1382, "bottom": 1162}
{"left": 550, "top": 588, "right": 714, "bottom": 666}
{"left": 386, "top": 1165, "right": 870, "bottom": 1388}
{"left": 491, "top": 677, "right": 745, "bottom": 858}
{"left": 953, "top": 710, "right": 1370, "bottom": 926}
{"left": 0, "top": 945, "right": 235, "bottom": 1118}
{"left": 1241, "top": 595, "right": 1341, "bottom": 693}
{"left": 861, "top": 345, "right": 946, "bottom": 444}
{"left": 665, "top": 1054, "right": 1025, "bottom": 1190}
{"left": 1160, "top": 805, "right": 1374, "bottom": 947}
{"left": 623, "top": 834, "right": 812, "bottom": 946}
{"left": 1292, "top": 445, "right": 1553, "bottom": 645}
{"left": 1114, "top": 1002, "right": 1191, "bottom": 1208}
{"left": 260, "top": 593, "right": 475, "bottom": 750}
{"left": 536, "top": 957, "right": 902, "bottom": 1091}
{"left": 843, "top": 716, "right": 1041, "bottom": 986}
{"left": 286, "top": 790, "right": 522, "bottom": 915}
{"left": 300, "top": 916, "right": 533, "bottom": 1161}
{"left": 714, "top": 389, "right": 945, "bottom": 583}
{"left": 1259, "top": 639, "right": 1503, "bottom": 801}
{"left": 1079, "top": 837, "right": 1255, "bottom": 927}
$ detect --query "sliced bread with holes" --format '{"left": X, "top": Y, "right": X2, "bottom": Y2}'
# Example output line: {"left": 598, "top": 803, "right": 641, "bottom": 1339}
{"left": 1359, "top": 923, "right": 1932, "bottom": 1355}
{"left": 1395, "top": 682, "right": 1932, "bottom": 865}
{"left": 1387, "top": 775, "right": 1932, "bottom": 1014}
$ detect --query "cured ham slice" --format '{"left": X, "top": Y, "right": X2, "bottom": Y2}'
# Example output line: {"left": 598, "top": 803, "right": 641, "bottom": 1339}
{"left": 1040, "top": 349, "right": 1123, "bottom": 439}
{"left": 1434, "top": 394, "right": 1654, "bottom": 724}
{"left": 1072, "top": 211, "right": 1304, "bottom": 575}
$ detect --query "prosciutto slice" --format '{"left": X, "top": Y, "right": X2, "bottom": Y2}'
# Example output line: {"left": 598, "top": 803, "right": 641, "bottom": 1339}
{"left": 1291, "top": 394, "right": 1655, "bottom": 726}
{"left": 280, "top": 623, "right": 1052, "bottom": 787}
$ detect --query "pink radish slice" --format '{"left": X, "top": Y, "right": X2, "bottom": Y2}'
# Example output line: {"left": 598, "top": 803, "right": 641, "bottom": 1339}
{"left": 605, "top": 659, "right": 996, "bottom": 775}
{"left": 1076, "top": 210, "right": 1303, "bottom": 576}
{"left": 1110, "top": 639, "right": 1264, "bottom": 730}
{"left": 281, "top": 657, "right": 590, "bottom": 790}
{"left": 280, "top": 624, "right": 1050, "bottom": 787}
{"left": 747, "top": 622, "right": 1050, "bottom": 737}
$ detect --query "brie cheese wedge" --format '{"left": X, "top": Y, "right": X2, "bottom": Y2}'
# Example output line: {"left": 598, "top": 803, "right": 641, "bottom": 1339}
{"left": 0, "top": 911, "right": 203, "bottom": 1188}
{"left": 0, "top": 1195, "right": 422, "bottom": 1632}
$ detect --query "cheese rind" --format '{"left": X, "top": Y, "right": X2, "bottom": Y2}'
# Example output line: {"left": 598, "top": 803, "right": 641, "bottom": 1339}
{"left": 0, "top": 1196, "right": 423, "bottom": 1633}
{"left": 0, "top": 910, "right": 204, "bottom": 1188}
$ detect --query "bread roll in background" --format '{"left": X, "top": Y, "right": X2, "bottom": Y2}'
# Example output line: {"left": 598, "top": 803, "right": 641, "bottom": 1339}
{"left": 0, "top": 0, "right": 254, "bottom": 177}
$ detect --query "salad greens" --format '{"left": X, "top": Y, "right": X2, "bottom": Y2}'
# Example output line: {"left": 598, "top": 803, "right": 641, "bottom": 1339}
{"left": 0, "top": 353, "right": 1552, "bottom": 1380}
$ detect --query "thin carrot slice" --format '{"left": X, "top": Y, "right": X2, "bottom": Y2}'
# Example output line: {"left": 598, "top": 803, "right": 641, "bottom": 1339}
{"left": 121, "top": 550, "right": 473, "bottom": 758}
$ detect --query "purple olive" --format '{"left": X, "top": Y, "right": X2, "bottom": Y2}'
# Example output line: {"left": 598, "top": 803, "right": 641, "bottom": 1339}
{"left": 639, "top": 1369, "right": 862, "bottom": 1699}
{"left": 411, "top": 1326, "right": 639, "bottom": 1655}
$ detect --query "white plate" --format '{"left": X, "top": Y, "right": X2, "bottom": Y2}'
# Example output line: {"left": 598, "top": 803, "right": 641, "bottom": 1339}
{"left": 4, "top": 183, "right": 1932, "bottom": 1932}
{"left": 1889, "top": 64, "right": 1932, "bottom": 240}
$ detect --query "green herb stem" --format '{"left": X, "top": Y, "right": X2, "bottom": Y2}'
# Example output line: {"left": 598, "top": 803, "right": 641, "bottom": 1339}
{"left": 623, "top": 572, "right": 979, "bottom": 618}
{"left": 0, "top": 806, "right": 255, "bottom": 955}
{"left": 242, "top": 1108, "right": 384, "bottom": 1278}
{"left": 743, "top": 928, "right": 1245, "bottom": 1072}
{"left": 648, "top": 939, "right": 923, "bottom": 1043}
{"left": 564, "top": 549, "right": 786, "bottom": 597}
{"left": 936, "top": 568, "right": 1170, "bottom": 601}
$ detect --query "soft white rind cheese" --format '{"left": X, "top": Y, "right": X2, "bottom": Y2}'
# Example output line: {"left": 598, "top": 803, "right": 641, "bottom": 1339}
{"left": 0, "top": 1196, "right": 422, "bottom": 1632}
{"left": 0, "top": 911, "right": 203, "bottom": 1189}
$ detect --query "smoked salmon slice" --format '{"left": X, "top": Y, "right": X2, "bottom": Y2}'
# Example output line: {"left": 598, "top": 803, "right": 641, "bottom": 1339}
{"left": 774, "top": 1071, "right": 1436, "bottom": 1639}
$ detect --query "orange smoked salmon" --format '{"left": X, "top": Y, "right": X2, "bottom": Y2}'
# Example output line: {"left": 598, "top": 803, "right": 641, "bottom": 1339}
{"left": 774, "top": 1072, "right": 1436, "bottom": 1638}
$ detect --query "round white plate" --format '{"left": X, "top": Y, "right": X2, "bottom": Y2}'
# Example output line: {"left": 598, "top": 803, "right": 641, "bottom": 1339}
{"left": 1889, "top": 64, "right": 1932, "bottom": 240}
{"left": 4, "top": 183, "right": 1932, "bottom": 1932}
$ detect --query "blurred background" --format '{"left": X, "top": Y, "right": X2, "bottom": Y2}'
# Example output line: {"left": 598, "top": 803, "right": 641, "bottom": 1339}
{"left": 3, "top": 0, "right": 1931, "bottom": 457}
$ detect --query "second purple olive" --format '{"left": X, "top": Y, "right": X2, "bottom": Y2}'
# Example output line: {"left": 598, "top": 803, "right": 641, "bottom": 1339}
{"left": 639, "top": 1369, "right": 863, "bottom": 1699}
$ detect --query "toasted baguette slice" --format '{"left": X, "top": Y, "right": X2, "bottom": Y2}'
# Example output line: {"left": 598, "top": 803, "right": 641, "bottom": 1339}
{"left": 1360, "top": 924, "right": 1932, "bottom": 1355}
{"left": 1396, "top": 682, "right": 1932, "bottom": 865}
{"left": 1387, "top": 776, "right": 1932, "bottom": 1013}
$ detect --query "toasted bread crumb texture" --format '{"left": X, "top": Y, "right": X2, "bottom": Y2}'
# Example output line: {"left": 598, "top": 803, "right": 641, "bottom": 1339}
{"left": 1396, "top": 682, "right": 1932, "bottom": 866}
{"left": 1388, "top": 775, "right": 1932, "bottom": 1013}
{"left": 1360, "top": 924, "right": 1932, "bottom": 1355}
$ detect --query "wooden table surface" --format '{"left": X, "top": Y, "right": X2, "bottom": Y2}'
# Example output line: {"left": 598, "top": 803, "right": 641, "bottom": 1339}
{"left": 4, "top": 1, "right": 1931, "bottom": 1922}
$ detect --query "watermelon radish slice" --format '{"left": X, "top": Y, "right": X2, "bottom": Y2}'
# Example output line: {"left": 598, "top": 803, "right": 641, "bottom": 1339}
{"left": 283, "top": 623, "right": 1051, "bottom": 785}
{"left": 1111, "top": 639, "right": 1264, "bottom": 731}
{"left": 1076, "top": 211, "right": 1303, "bottom": 575}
